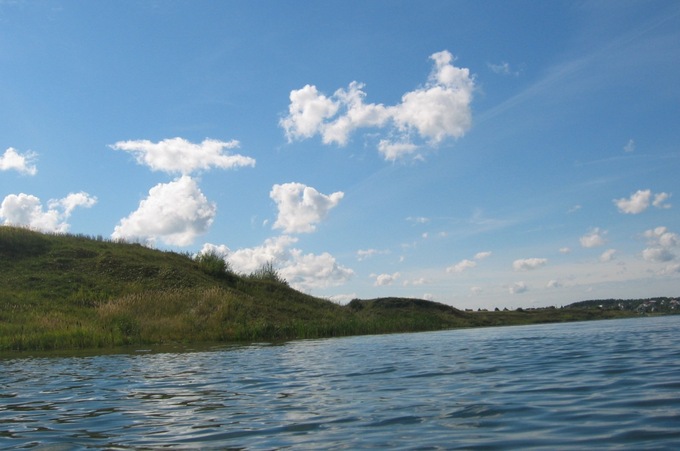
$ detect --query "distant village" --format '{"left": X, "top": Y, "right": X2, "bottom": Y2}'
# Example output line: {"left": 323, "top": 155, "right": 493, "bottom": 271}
{"left": 467, "top": 297, "right": 680, "bottom": 314}
{"left": 559, "top": 297, "right": 679, "bottom": 314}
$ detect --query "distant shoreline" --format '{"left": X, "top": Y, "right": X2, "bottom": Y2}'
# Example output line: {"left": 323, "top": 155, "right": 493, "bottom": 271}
{"left": 1, "top": 226, "right": 677, "bottom": 353}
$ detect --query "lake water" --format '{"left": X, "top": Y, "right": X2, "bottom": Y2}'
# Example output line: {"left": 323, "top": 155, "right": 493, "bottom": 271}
{"left": 1, "top": 316, "right": 679, "bottom": 450}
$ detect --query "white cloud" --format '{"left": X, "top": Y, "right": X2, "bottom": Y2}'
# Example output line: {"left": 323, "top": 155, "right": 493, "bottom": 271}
{"left": 111, "top": 137, "right": 255, "bottom": 175}
{"left": 447, "top": 259, "right": 476, "bottom": 273}
{"left": 112, "top": 175, "right": 215, "bottom": 246}
{"left": 227, "top": 235, "right": 297, "bottom": 274}
{"left": 559, "top": 247, "right": 571, "bottom": 254}
{"left": 652, "top": 192, "right": 672, "bottom": 209}
{"left": 614, "top": 189, "right": 672, "bottom": 214}
{"left": 328, "top": 293, "right": 357, "bottom": 305}
{"left": 644, "top": 226, "right": 679, "bottom": 248}
{"left": 0, "top": 191, "right": 96, "bottom": 233}
{"left": 280, "top": 84, "right": 341, "bottom": 141}
{"left": 378, "top": 140, "right": 421, "bottom": 162}
{"left": 280, "top": 50, "right": 475, "bottom": 161}
{"left": 0, "top": 147, "right": 37, "bottom": 175}
{"left": 488, "top": 61, "right": 518, "bottom": 76}
{"left": 547, "top": 280, "right": 561, "bottom": 289}
{"left": 580, "top": 227, "right": 607, "bottom": 248}
{"left": 280, "top": 249, "right": 354, "bottom": 291}
{"left": 405, "top": 277, "right": 428, "bottom": 286}
{"left": 356, "top": 248, "right": 388, "bottom": 261}
{"left": 474, "top": 251, "right": 492, "bottom": 260}
{"left": 270, "top": 182, "right": 344, "bottom": 234}
{"left": 599, "top": 249, "right": 617, "bottom": 262}
{"left": 641, "top": 226, "right": 678, "bottom": 263}
{"left": 623, "top": 138, "right": 635, "bottom": 153}
{"left": 512, "top": 258, "right": 547, "bottom": 271}
{"left": 373, "top": 272, "right": 400, "bottom": 286}
{"left": 222, "top": 235, "right": 353, "bottom": 291}
{"left": 614, "top": 189, "right": 651, "bottom": 214}
{"left": 662, "top": 263, "right": 680, "bottom": 275}
{"left": 406, "top": 216, "right": 430, "bottom": 224}
{"left": 642, "top": 247, "right": 675, "bottom": 263}
{"left": 198, "top": 242, "right": 231, "bottom": 259}
{"left": 509, "top": 281, "right": 528, "bottom": 294}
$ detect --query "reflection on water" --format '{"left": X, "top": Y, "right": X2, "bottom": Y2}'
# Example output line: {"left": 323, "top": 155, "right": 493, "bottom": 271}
{"left": 2, "top": 316, "right": 680, "bottom": 449}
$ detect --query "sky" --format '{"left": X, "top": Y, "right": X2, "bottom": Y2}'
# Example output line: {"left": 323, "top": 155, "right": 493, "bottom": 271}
{"left": 1, "top": 1, "right": 679, "bottom": 309}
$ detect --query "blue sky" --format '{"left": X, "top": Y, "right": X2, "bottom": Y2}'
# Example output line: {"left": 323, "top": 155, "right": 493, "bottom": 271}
{"left": 1, "top": 1, "right": 679, "bottom": 309}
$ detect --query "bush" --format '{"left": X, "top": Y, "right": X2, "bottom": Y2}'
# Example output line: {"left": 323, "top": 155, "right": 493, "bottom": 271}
{"left": 249, "top": 261, "right": 287, "bottom": 285}
{"left": 195, "top": 251, "right": 229, "bottom": 276}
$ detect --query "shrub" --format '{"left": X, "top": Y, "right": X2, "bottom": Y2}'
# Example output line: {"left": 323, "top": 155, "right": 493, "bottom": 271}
{"left": 249, "top": 261, "right": 287, "bottom": 285}
{"left": 195, "top": 251, "right": 230, "bottom": 276}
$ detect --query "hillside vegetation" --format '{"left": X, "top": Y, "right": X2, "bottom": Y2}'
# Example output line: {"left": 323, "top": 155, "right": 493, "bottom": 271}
{"left": 0, "top": 226, "right": 669, "bottom": 352}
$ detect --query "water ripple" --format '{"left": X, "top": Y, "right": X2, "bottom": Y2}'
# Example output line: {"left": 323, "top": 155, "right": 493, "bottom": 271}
{"left": 1, "top": 316, "right": 680, "bottom": 449}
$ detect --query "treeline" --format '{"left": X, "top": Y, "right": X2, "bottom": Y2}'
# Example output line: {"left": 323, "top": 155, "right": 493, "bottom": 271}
{"left": 566, "top": 297, "right": 680, "bottom": 313}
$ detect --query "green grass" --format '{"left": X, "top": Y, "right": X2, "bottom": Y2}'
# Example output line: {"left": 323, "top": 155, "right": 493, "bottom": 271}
{"left": 0, "top": 225, "right": 671, "bottom": 353}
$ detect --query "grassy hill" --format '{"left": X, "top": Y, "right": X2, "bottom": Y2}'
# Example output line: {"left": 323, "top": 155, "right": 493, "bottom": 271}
{"left": 0, "top": 226, "right": 663, "bottom": 352}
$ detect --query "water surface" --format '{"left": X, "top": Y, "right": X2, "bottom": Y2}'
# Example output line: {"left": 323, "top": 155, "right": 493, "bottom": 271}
{"left": 2, "top": 316, "right": 679, "bottom": 449}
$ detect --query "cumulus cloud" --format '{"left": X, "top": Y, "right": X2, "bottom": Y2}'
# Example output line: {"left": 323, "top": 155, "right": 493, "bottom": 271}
{"left": 580, "top": 228, "right": 607, "bottom": 248}
{"left": 599, "top": 249, "right": 617, "bottom": 262}
{"left": 198, "top": 242, "right": 231, "bottom": 259}
{"left": 642, "top": 226, "right": 678, "bottom": 263}
{"left": 270, "top": 182, "right": 344, "bottom": 234}
{"left": 372, "top": 272, "right": 400, "bottom": 286}
{"left": 559, "top": 247, "right": 571, "bottom": 254}
{"left": 614, "top": 189, "right": 651, "bottom": 214}
{"left": 0, "top": 191, "right": 96, "bottom": 232}
{"left": 509, "top": 281, "right": 528, "bottom": 294}
{"left": 512, "top": 258, "right": 547, "bottom": 271}
{"left": 0, "top": 147, "right": 37, "bottom": 175}
{"left": 642, "top": 247, "right": 674, "bottom": 263}
{"left": 644, "top": 226, "right": 679, "bottom": 248}
{"left": 226, "top": 235, "right": 297, "bottom": 274}
{"left": 110, "top": 137, "right": 255, "bottom": 175}
{"left": 112, "top": 176, "right": 215, "bottom": 246}
{"left": 652, "top": 192, "right": 672, "bottom": 209}
{"left": 221, "top": 235, "right": 353, "bottom": 291}
{"left": 614, "top": 189, "right": 672, "bottom": 214}
{"left": 280, "top": 50, "right": 475, "bottom": 161}
{"left": 447, "top": 259, "right": 476, "bottom": 273}
{"left": 279, "top": 249, "right": 354, "bottom": 291}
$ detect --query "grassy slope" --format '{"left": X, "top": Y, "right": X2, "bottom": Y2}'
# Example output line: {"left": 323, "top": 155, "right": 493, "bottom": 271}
{"left": 0, "top": 226, "right": 651, "bottom": 352}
